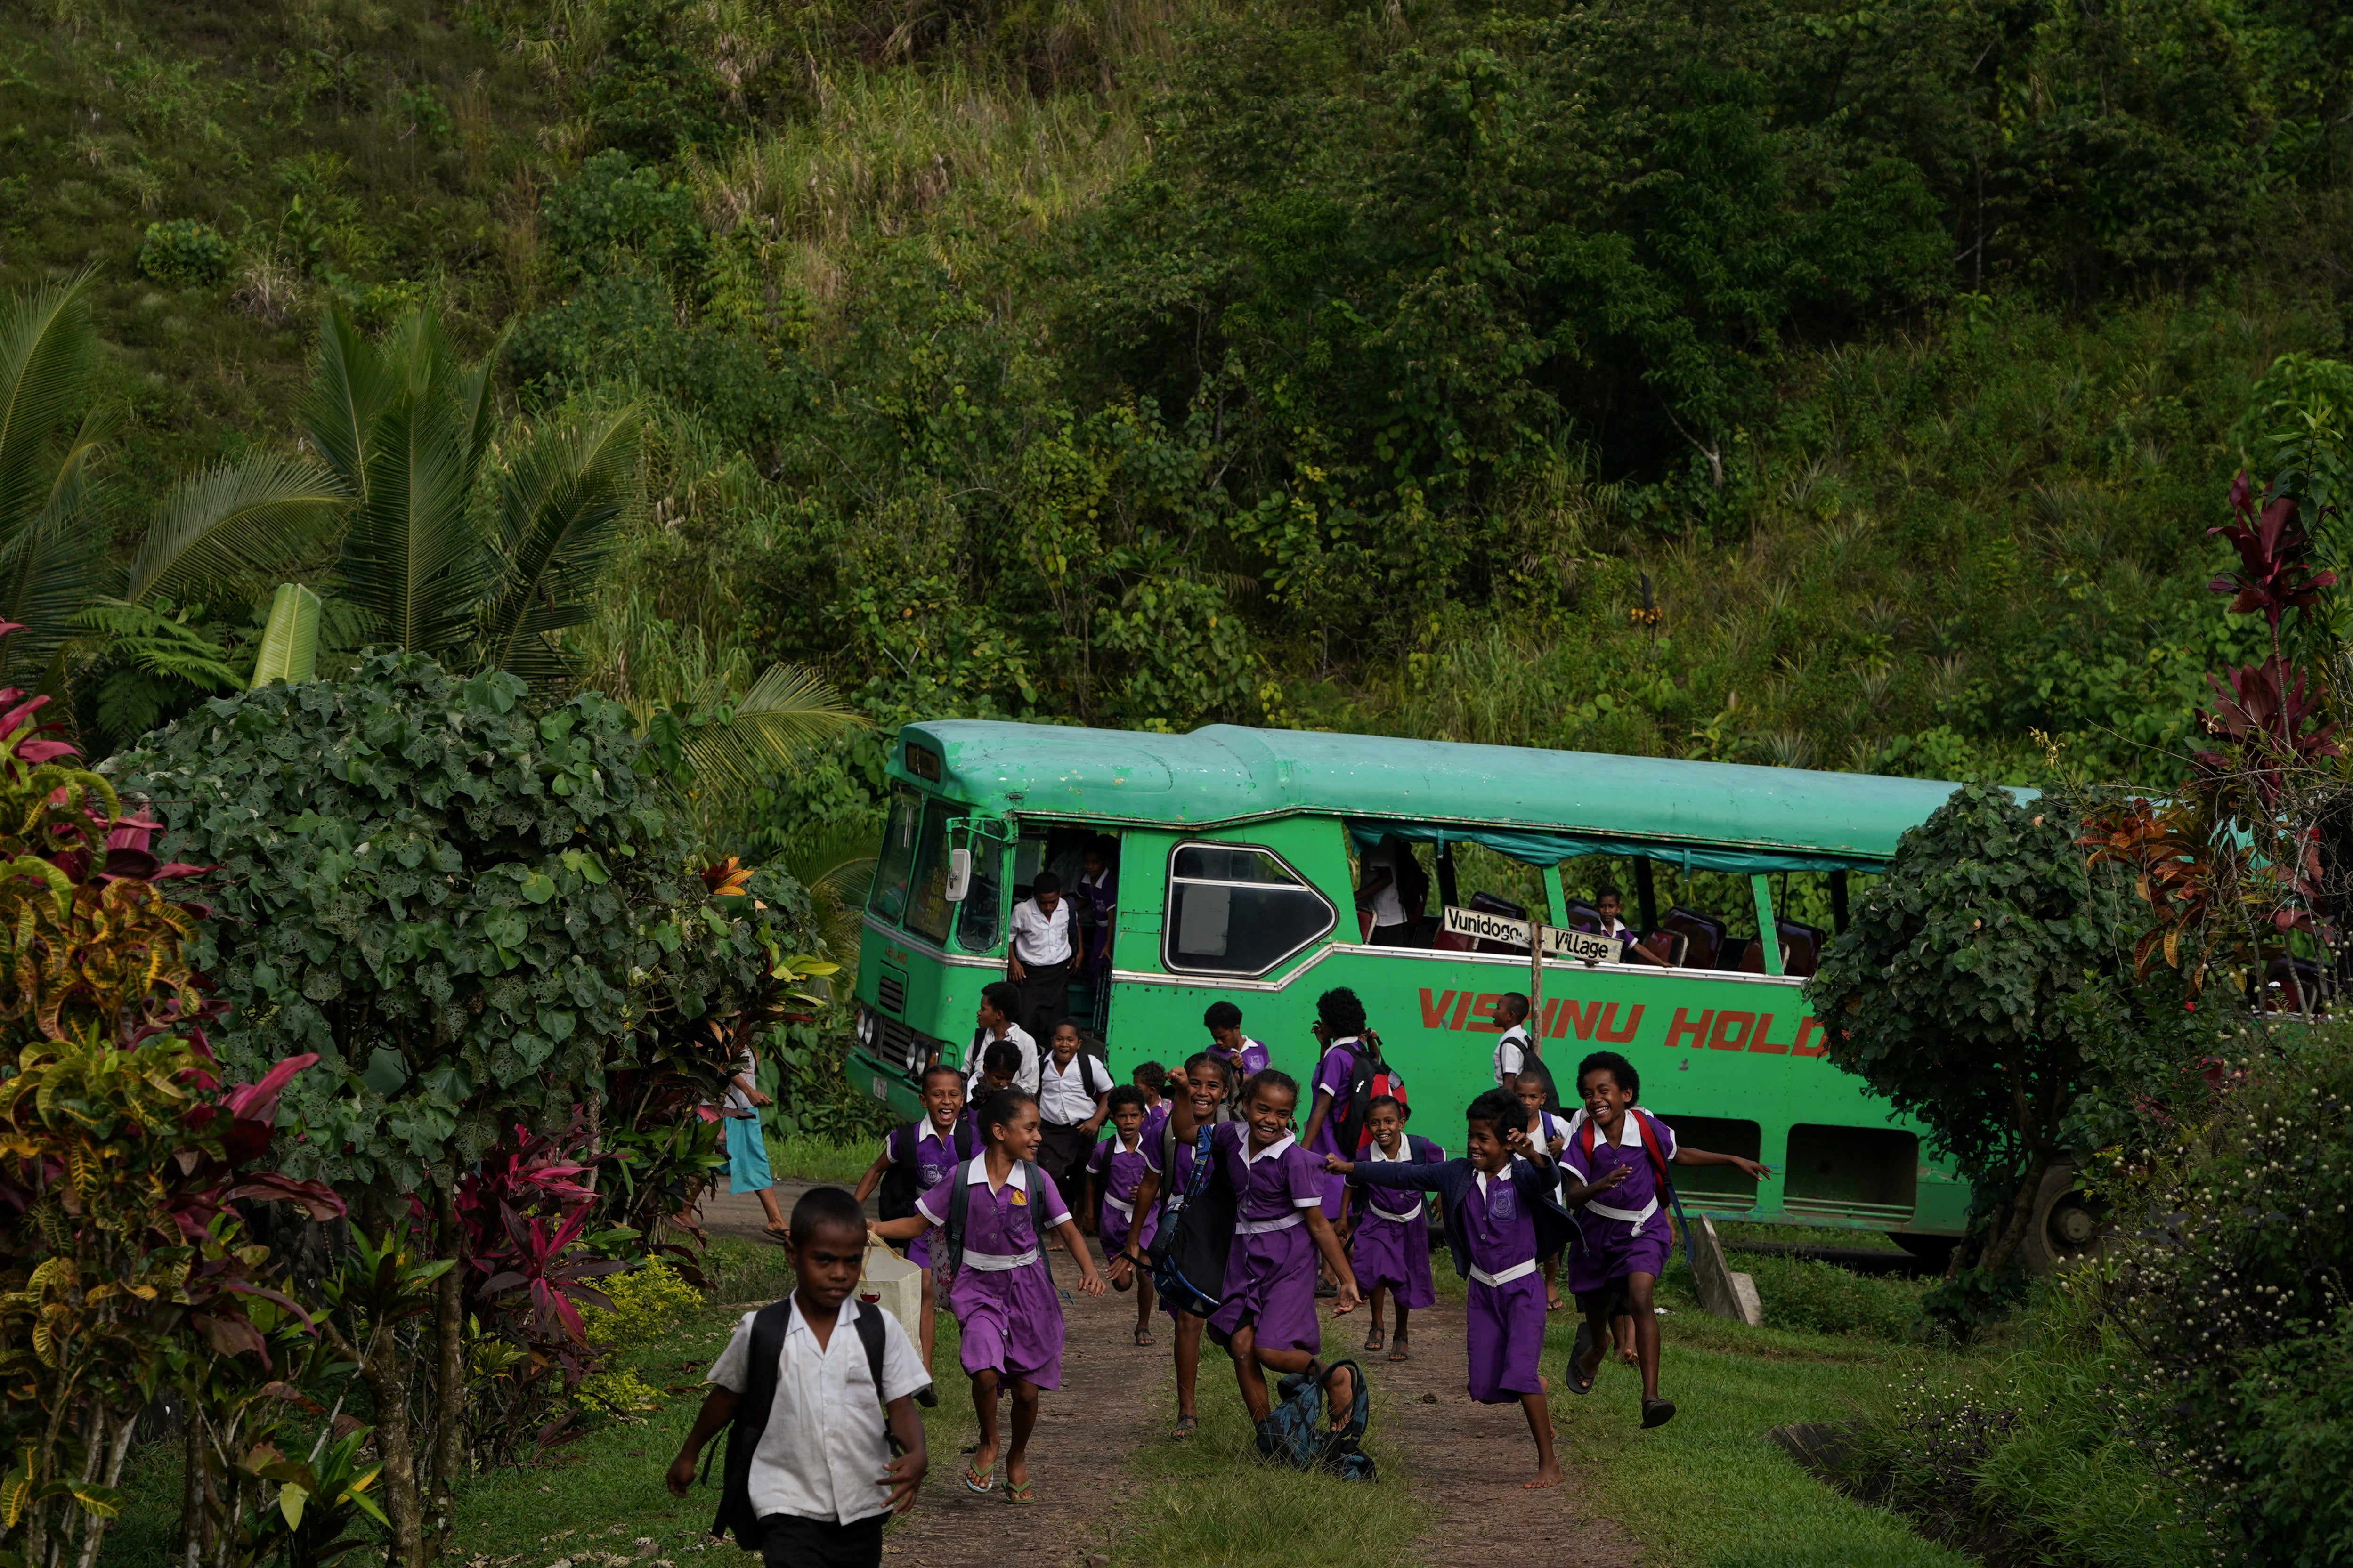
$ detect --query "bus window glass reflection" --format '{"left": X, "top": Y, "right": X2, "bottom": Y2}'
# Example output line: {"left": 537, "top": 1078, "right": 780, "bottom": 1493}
{"left": 869, "top": 787, "right": 923, "bottom": 924}
{"left": 1164, "top": 844, "right": 1334, "bottom": 976}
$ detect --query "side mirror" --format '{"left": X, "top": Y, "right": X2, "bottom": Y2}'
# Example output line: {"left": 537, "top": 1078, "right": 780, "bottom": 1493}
{"left": 945, "top": 846, "right": 973, "bottom": 903}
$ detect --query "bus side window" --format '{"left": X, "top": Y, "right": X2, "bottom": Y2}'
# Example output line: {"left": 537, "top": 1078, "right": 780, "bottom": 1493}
{"left": 1165, "top": 843, "right": 1335, "bottom": 977}
{"left": 870, "top": 788, "right": 923, "bottom": 924}
{"left": 903, "top": 804, "right": 954, "bottom": 942}
{"left": 956, "top": 837, "right": 1005, "bottom": 951}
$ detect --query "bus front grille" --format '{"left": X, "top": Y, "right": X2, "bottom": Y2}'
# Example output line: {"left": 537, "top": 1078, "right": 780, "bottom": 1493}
{"left": 876, "top": 968, "right": 907, "bottom": 1014}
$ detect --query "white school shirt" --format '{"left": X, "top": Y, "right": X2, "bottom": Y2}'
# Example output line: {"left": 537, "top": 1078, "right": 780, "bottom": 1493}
{"left": 1361, "top": 841, "right": 1407, "bottom": 928}
{"left": 1010, "top": 896, "right": 1076, "bottom": 966}
{"left": 1494, "top": 1023, "right": 1537, "bottom": 1084}
{"left": 704, "top": 1297, "right": 929, "bottom": 1526}
{"left": 966, "top": 1022, "right": 1040, "bottom": 1099}
{"left": 1038, "top": 1051, "right": 1112, "bottom": 1126}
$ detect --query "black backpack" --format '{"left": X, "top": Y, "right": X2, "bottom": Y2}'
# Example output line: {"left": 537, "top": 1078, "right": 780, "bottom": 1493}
{"left": 709, "top": 1297, "right": 925, "bottom": 1548}
{"left": 1329, "top": 1035, "right": 1408, "bottom": 1161}
{"left": 876, "top": 1120, "right": 978, "bottom": 1224}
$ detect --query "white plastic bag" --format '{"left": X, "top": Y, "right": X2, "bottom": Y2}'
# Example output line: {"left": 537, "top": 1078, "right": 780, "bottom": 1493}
{"left": 857, "top": 1233, "right": 925, "bottom": 1346}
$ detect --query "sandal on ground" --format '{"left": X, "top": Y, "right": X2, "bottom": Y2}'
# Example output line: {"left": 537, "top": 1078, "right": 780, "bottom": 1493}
{"left": 1563, "top": 1324, "right": 1596, "bottom": 1397}
{"left": 1005, "top": 1478, "right": 1038, "bottom": 1504}
{"left": 962, "top": 1462, "right": 996, "bottom": 1495}
{"left": 1134, "top": 1328, "right": 1156, "bottom": 1347}
{"left": 1641, "top": 1397, "right": 1677, "bottom": 1430}
{"left": 1173, "top": 1414, "right": 1198, "bottom": 1439}
{"left": 1387, "top": 1338, "right": 1410, "bottom": 1363}
{"left": 1314, "top": 1278, "right": 1339, "bottom": 1298}
{"left": 1363, "top": 1325, "right": 1386, "bottom": 1353}
{"left": 1546, "top": 1291, "right": 1565, "bottom": 1311}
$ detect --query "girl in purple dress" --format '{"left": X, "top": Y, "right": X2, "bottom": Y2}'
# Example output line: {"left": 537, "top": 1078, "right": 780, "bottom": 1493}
{"left": 1089, "top": 1085, "right": 1161, "bottom": 1345}
{"left": 870, "top": 1089, "right": 1107, "bottom": 1503}
{"left": 1339, "top": 1095, "right": 1441, "bottom": 1362}
{"left": 851, "top": 1062, "right": 971, "bottom": 1371}
{"left": 1108, "top": 1051, "right": 1234, "bottom": 1438}
{"left": 1558, "top": 1050, "right": 1771, "bottom": 1430}
{"left": 1201, "top": 1070, "right": 1363, "bottom": 1431}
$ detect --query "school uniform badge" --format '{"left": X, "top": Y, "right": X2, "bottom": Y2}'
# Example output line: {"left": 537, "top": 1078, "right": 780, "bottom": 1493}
{"left": 1492, "top": 1185, "right": 1518, "bottom": 1221}
{"left": 1010, "top": 1189, "right": 1028, "bottom": 1205}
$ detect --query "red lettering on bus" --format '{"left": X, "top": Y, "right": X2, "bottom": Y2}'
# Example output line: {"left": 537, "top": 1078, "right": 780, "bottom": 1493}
{"left": 1793, "top": 1018, "right": 1826, "bottom": 1057}
{"left": 1708, "top": 1011, "right": 1755, "bottom": 1050}
{"left": 1451, "top": 992, "right": 1474, "bottom": 1030}
{"left": 1555, "top": 999, "right": 1604, "bottom": 1040}
{"left": 1469, "top": 993, "right": 1500, "bottom": 1030}
{"left": 1539, "top": 999, "right": 1562, "bottom": 1036}
{"left": 1664, "top": 1008, "right": 1712, "bottom": 1049}
{"left": 1597, "top": 1003, "right": 1642, "bottom": 1044}
{"left": 1748, "top": 1014, "right": 1793, "bottom": 1054}
{"left": 1420, "top": 989, "right": 1457, "bottom": 1028}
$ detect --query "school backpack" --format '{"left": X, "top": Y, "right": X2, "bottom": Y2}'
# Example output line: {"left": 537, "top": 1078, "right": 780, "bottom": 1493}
{"left": 1569, "top": 1106, "right": 1693, "bottom": 1269}
{"left": 876, "top": 1120, "right": 979, "bottom": 1225}
{"left": 1255, "top": 1359, "right": 1376, "bottom": 1482}
{"left": 1329, "top": 1034, "right": 1408, "bottom": 1160}
{"left": 1146, "top": 1125, "right": 1228, "bottom": 1318}
{"left": 941, "top": 1158, "right": 1055, "bottom": 1287}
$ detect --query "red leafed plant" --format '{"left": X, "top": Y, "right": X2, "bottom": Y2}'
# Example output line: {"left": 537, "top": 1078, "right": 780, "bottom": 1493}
{"left": 2210, "top": 474, "right": 2340, "bottom": 640}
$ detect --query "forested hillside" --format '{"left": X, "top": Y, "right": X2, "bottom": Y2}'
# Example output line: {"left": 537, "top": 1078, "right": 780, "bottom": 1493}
{"left": 4, "top": 0, "right": 2349, "bottom": 856}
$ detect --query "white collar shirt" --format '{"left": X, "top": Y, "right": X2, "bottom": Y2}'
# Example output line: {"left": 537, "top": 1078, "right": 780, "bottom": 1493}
{"left": 1010, "top": 897, "right": 1075, "bottom": 966}
{"left": 1038, "top": 1051, "right": 1105, "bottom": 1126}
{"left": 1494, "top": 1023, "right": 1535, "bottom": 1083}
{"left": 702, "top": 1297, "right": 929, "bottom": 1526}
{"left": 966, "top": 1022, "right": 1040, "bottom": 1098}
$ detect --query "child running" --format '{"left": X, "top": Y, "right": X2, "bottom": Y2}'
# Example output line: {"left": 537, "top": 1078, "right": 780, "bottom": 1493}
{"left": 1558, "top": 1051, "right": 1772, "bottom": 1429}
{"left": 1178, "top": 1068, "right": 1363, "bottom": 1435}
{"left": 868, "top": 1089, "right": 1107, "bottom": 1502}
{"left": 669, "top": 1187, "right": 928, "bottom": 1568}
{"left": 1327, "top": 1086, "right": 1574, "bottom": 1487}
{"left": 1339, "top": 1094, "right": 1440, "bottom": 1362}
{"left": 1089, "top": 1085, "right": 1161, "bottom": 1345}
{"left": 1515, "top": 1068, "right": 1581, "bottom": 1317}
{"left": 851, "top": 1062, "right": 971, "bottom": 1371}
{"left": 1110, "top": 1051, "right": 1234, "bottom": 1437}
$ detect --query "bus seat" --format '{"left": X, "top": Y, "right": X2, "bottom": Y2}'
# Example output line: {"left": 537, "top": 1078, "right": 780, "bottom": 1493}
{"left": 1470, "top": 890, "right": 1528, "bottom": 954}
{"left": 1434, "top": 926, "right": 1474, "bottom": 951}
{"left": 1563, "top": 899, "right": 1601, "bottom": 934}
{"left": 1660, "top": 907, "right": 1724, "bottom": 969}
{"left": 1645, "top": 929, "right": 1690, "bottom": 967}
{"left": 1720, "top": 937, "right": 1749, "bottom": 972}
{"left": 1736, "top": 919, "right": 1829, "bottom": 978}
{"left": 1357, "top": 906, "right": 1377, "bottom": 942}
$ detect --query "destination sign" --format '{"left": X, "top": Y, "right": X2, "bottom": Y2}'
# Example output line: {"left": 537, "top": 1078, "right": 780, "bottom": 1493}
{"left": 1439, "top": 905, "right": 1624, "bottom": 965}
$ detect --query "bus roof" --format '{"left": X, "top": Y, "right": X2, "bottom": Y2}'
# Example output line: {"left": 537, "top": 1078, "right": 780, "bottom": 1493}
{"left": 894, "top": 721, "right": 1986, "bottom": 872}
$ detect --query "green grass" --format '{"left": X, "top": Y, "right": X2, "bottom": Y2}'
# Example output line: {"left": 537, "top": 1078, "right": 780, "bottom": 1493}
{"left": 764, "top": 1131, "right": 879, "bottom": 1185}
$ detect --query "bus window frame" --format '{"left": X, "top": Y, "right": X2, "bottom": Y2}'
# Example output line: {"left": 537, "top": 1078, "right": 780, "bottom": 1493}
{"left": 1162, "top": 839, "right": 1337, "bottom": 979}
{"left": 951, "top": 825, "right": 1011, "bottom": 954}
{"left": 868, "top": 785, "right": 924, "bottom": 927}
{"left": 901, "top": 800, "right": 957, "bottom": 944}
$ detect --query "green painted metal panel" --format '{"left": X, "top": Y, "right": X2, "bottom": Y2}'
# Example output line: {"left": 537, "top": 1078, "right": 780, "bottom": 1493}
{"left": 893, "top": 720, "right": 2004, "bottom": 869}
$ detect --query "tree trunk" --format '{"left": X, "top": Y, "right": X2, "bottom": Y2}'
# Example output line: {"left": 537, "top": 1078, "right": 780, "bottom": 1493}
{"left": 427, "top": 1182, "right": 468, "bottom": 1560}
{"left": 1977, "top": 1148, "right": 2054, "bottom": 1277}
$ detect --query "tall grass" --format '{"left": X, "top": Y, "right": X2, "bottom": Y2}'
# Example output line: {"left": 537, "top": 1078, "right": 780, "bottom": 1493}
{"left": 765, "top": 1130, "right": 881, "bottom": 1185}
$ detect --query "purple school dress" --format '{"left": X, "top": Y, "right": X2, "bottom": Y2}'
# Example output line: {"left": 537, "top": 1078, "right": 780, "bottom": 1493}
{"left": 1305, "top": 1039, "right": 1360, "bottom": 1218}
{"left": 1212, "top": 1038, "right": 1271, "bottom": 1083}
{"left": 1088, "top": 1126, "right": 1160, "bottom": 1256}
{"left": 1347, "top": 1134, "right": 1441, "bottom": 1311}
{"left": 1206, "top": 1122, "right": 1326, "bottom": 1353}
{"left": 1559, "top": 1109, "right": 1679, "bottom": 1295}
{"left": 914, "top": 1157, "right": 1073, "bottom": 1388}
{"left": 888, "top": 1120, "right": 965, "bottom": 1269}
{"left": 1459, "top": 1164, "right": 1550, "bottom": 1402}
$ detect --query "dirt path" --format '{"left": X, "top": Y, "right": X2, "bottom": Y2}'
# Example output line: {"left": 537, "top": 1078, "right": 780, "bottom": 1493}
{"left": 1363, "top": 1293, "right": 1642, "bottom": 1567}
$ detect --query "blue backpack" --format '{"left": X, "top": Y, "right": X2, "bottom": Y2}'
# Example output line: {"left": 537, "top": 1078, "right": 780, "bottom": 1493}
{"left": 1256, "top": 1359, "right": 1376, "bottom": 1482}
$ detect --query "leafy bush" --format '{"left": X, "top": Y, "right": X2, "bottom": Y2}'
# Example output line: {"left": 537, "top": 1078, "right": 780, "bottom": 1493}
{"left": 1739, "top": 1253, "right": 1928, "bottom": 1341}
{"left": 136, "top": 218, "right": 231, "bottom": 287}
{"left": 580, "top": 1255, "right": 702, "bottom": 1350}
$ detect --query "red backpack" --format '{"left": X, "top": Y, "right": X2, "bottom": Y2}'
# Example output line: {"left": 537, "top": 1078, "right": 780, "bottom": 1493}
{"left": 1331, "top": 1037, "right": 1407, "bottom": 1156}
{"left": 1574, "top": 1106, "right": 1673, "bottom": 1190}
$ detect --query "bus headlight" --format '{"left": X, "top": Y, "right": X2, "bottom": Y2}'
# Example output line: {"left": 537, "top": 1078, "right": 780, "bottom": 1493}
{"left": 856, "top": 1009, "right": 879, "bottom": 1049}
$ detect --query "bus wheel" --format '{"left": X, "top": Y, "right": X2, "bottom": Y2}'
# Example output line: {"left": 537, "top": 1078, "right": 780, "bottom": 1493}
{"left": 1886, "top": 1232, "right": 1957, "bottom": 1272}
{"left": 2022, "top": 1162, "right": 2108, "bottom": 1275}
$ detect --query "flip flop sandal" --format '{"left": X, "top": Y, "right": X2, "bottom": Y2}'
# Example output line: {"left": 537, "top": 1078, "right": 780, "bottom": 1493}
{"left": 1546, "top": 1293, "right": 1566, "bottom": 1312}
{"left": 1005, "top": 1479, "right": 1038, "bottom": 1505}
{"left": 1387, "top": 1340, "right": 1410, "bottom": 1363}
{"left": 1564, "top": 1324, "right": 1597, "bottom": 1397}
{"left": 1173, "top": 1415, "right": 1199, "bottom": 1439}
{"left": 1134, "top": 1329, "right": 1157, "bottom": 1346}
{"left": 1363, "top": 1325, "right": 1387, "bottom": 1352}
{"left": 1641, "top": 1398, "right": 1678, "bottom": 1430}
{"left": 962, "top": 1462, "right": 996, "bottom": 1495}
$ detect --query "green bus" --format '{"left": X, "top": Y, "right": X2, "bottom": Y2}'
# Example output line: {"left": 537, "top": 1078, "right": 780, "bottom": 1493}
{"left": 848, "top": 720, "right": 1971, "bottom": 1253}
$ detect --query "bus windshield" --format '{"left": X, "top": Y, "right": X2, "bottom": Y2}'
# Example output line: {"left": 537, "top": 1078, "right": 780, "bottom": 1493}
{"left": 870, "top": 788, "right": 923, "bottom": 923}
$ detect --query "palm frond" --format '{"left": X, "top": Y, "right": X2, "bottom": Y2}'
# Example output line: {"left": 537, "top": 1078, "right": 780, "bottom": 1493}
{"left": 0, "top": 271, "right": 99, "bottom": 542}
{"left": 778, "top": 824, "right": 880, "bottom": 962}
{"left": 0, "top": 489, "right": 101, "bottom": 685}
{"left": 250, "top": 582, "right": 324, "bottom": 687}
{"left": 681, "top": 663, "right": 867, "bottom": 798}
{"left": 299, "top": 308, "right": 397, "bottom": 497}
{"left": 476, "top": 406, "right": 643, "bottom": 685}
{"left": 124, "top": 453, "right": 345, "bottom": 605}
{"left": 335, "top": 384, "right": 487, "bottom": 657}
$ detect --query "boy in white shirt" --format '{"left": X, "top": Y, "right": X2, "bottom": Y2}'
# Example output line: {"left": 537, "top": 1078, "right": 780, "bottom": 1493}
{"left": 669, "top": 1187, "right": 929, "bottom": 1567}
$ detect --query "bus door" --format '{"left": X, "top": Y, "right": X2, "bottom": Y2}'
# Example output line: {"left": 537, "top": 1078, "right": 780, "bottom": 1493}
{"left": 1013, "top": 824, "right": 1124, "bottom": 1039}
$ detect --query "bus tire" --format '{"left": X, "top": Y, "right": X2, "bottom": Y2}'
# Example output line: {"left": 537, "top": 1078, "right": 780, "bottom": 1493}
{"left": 2022, "top": 1161, "right": 2107, "bottom": 1275}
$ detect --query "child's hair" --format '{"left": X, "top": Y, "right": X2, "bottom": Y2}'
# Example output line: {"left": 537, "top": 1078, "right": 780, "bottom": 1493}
{"left": 981, "top": 979, "right": 1022, "bottom": 1019}
{"left": 1183, "top": 1050, "right": 1228, "bottom": 1084}
{"left": 921, "top": 1061, "right": 965, "bottom": 1091}
{"left": 1203, "top": 999, "right": 1242, "bottom": 1030}
{"left": 1108, "top": 1084, "right": 1147, "bottom": 1115}
{"left": 1576, "top": 1050, "right": 1640, "bottom": 1100}
{"left": 1363, "top": 1092, "right": 1408, "bottom": 1123}
{"left": 1513, "top": 1068, "right": 1548, "bottom": 1097}
{"left": 789, "top": 1184, "right": 866, "bottom": 1242}
{"left": 1050, "top": 1018, "right": 1080, "bottom": 1043}
{"left": 1032, "top": 870, "right": 1063, "bottom": 895}
{"left": 1316, "top": 987, "right": 1368, "bottom": 1037}
{"left": 981, "top": 1039, "right": 1022, "bottom": 1079}
{"left": 1499, "top": 991, "right": 1530, "bottom": 1024}
{"left": 978, "top": 1088, "right": 1037, "bottom": 1139}
{"left": 1595, "top": 885, "right": 1622, "bottom": 903}
{"left": 1466, "top": 1086, "right": 1526, "bottom": 1135}
{"left": 1243, "top": 1068, "right": 1299, "bottom": 1106}
{"left": 1132, "top": 1060, "right": 1168, "bottom": 1093}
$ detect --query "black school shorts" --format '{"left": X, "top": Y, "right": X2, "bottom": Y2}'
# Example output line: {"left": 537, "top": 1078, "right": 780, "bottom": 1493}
{"left": 756, "top": 1511, "right": 885, "bottom": 1568}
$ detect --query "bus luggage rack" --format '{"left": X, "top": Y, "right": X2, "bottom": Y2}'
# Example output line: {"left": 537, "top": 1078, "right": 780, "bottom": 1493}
{"left": 1783, "top": 1197, "right": 1918, "bottom": 1225}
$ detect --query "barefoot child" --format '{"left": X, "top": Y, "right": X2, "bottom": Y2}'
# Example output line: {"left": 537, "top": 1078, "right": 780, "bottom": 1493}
{"left": 1558, "top": 1051, "right": 1772, "bottom": 1429}
{"left": 852, "top": 1063, "right": 971, "bottom": 1371}
{"left": 1515, "top": 1069, "right": 1584, "bottom": 1319}
{"left": 1110, "top": 1052, "right": 1234, "bottom": 1437}
{"left": 869, "top": 1090, "right": 1107, "bottom": 1503}
{"left": 669, "top": 1187, "right": 928, "bottom": 1566}
{"left": 1341, "top": 1094, "right": 1440, "bottom": 1363}
{"left": 1089, "top": 1085, "right": 1161, "bottom": 1344}
{"left": 1201, "top": 1070, "right": 1363, "bottom": 1436}
{"left": 1327, "top": 1086, "right": 1573, "bottom": 1487}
